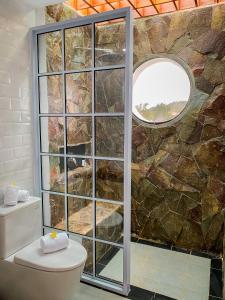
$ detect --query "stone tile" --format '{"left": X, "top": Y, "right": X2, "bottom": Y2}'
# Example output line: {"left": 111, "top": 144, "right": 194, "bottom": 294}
{"left": 211, "top": 258, "right": 222, "bottom": 270}
{"left": 209, "top": 269, "right": 223, "bottom": 298}
{"left": 129, "top": 286, "right": 154, "bottom": 300}
{"left": 154, "top": 294, "right": 175, "bottom": 300}
{"left": 191, "top": 250, "right": 215, "bottom": 259}
{"left": 171, "top": 246, "right": 189, "bottom": 254}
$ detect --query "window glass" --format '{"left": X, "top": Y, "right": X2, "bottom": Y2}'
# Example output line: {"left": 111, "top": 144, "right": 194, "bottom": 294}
{"left": 132, "top": 58, "right": 191, "bottom": 124}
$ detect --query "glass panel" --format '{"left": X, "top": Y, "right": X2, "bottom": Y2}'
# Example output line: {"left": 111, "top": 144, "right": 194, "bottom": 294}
{"left": 40, "top": 117, "right": 64, "bottom": 154}
{"left": 37, "top": 11, "right": 131, "bottom": 295}
{"left": 96, "top": 201, "right": 123, "bottom": 244}
{"left": 38, "top": 31, "right": 62, "bottom": 73}
{"left": 67, "top": 157, "right": 92, "bottom": 197}
{"left": 42, "top": 156, "right": 64, "bottom": 193}
{"left": 43, "top": 192, "right": 65, "bottom": 230}
{"left": 95, "top": 69, "right": 125, "bottom": 113}
{"left": 95, "top": 117, "right": 124, "bottom": 158}
{"left": 39, "top": 75, "right": 63, "bottom": 114}
{"left": 68, "top": 197, "right": 93, "bottom": 237}
{"left": 66, "top": 72, "right": 92, "bottom": 113}
{"left": 67, "top": 117, "right": 92, "bottom": 156}
{"left": 96, "top": 241, "right": 123, "bottom": 284}
{"left": 65, "top": 25, "right": 92, "bottom": 71}
{"left": 70, "top": 235, "right": 93, "bottom": 275}
{"left": 132, "top": 58, "right": 191, "bottom": 124}
{"left": 95, "top": 20, "right": 125, "bottom": 67}
{"left": 95, "top": 160, "right": 123, "bottom": 201}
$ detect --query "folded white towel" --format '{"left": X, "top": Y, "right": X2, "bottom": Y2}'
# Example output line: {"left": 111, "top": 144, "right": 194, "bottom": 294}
{"left": 18, "top": 190, "right": 30, "bottom": 202}
{"left": 40, "top": 232, "right": 69, "bottom": 254}
{"left": 4, "top": 186, "right": 19, "bottom": 206}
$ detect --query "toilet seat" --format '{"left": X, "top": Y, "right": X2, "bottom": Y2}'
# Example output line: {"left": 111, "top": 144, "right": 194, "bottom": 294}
{"left": 14, "top": 238, "right": 87, "bottom": 272}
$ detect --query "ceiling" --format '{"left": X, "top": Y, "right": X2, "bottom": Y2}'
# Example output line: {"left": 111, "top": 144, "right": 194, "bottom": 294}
{"left": 21, "top": 0, "right": 64, "bottom": 7}
{"left": 64, "top": 0, "right": 225, "bottom": 18}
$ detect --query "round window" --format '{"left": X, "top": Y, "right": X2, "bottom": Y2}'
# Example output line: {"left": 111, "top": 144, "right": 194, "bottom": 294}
{"left": 132, "top": 57, "right": 192, "bottom": 125}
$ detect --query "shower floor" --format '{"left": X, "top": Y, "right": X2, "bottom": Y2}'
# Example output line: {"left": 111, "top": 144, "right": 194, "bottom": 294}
{"left": 100, "top": 242, "right": 211, "bottom": 300}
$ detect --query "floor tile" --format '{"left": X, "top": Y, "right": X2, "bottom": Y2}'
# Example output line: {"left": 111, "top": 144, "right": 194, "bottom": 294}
{"left": 171, "top": 246, "right": 189, "bottom": 254}
{"left": 100, "top": 242, "right": 211, "bottom": 300}
{"left": 209, "top": 269, "right": 223, "bottom": 298}
{"left": 191, "top": 250, "right": 214, "bottom": 259}
{"left": 74, "top": 283, "right": 125, "bottom": 300}
{"left": 154, "top": 293, "right": 175, "bottom": 300}
{"left": 128, "top": 286, "right": 154, "bottom": 300}
{"left": 211, "top": 259, "right": 222, "bottom": 270}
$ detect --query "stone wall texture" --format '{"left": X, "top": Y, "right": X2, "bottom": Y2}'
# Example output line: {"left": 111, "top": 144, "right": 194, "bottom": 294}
{"left": 47, "top": 4, "right": 225, "bottom": 255}
{"left": 132, "top": 5, "right": 225, "bottom": 255}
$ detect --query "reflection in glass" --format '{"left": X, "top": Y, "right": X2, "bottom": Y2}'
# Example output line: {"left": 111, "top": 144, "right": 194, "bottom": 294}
{"left": 65, "top": 25, "right": 92, "bottom": 70}
{"left": 40, "top": 117, "right": 64, "bottom": 153}
{"left": 70, "top": 235, "right": 93, "bottom": 275}
{"left": 96, "top": 160, "right": 123, "bottom": 201}
{"left": 68, "top": 197, "right": 93, "bottom": 237}
{"left": 43, "top": 192, "right": 65, "bottom": 230}
{"left": 67, "top": 117, "right": 92, "bottom": 156}
{"left": 133, "top": 58, "right": 191, "bottom": 123}
{"left": 95, "top": 69, "right": 124, "bottom": 113}
{"left": 96, "top": 241, "right": 123, "bottom": 284}
{"left": 95, "top": 117, "right": 124, "bottom": 158}
{"left": 38, "top": 31, "right": 62, "bottom": 73}
{"left": 66, "top": 72, "right": 92, "bottom": 113}
{"left": 96, "top": 202, "right": 123, "bottom": 244}
{"left": 39, "top": 75, "right": 63, "bottom": 114}
{"left": 95, "top": 20, "right": 125, "bottom": 67}
{"left": 67, "top": 158, "right": 92, "bottom": 197}
{"left": 42, "top": 156, "right": 64, "bottom": 193}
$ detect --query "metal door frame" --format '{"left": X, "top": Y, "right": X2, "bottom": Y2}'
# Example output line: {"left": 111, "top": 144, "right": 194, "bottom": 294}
{"left": 31, "top": 7, "right": 133, "bottom": 296}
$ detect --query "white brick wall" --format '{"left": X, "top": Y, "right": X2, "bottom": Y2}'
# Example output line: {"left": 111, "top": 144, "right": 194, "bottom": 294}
{"left": 0, "top": 5, "right": 44, "bottom": 195}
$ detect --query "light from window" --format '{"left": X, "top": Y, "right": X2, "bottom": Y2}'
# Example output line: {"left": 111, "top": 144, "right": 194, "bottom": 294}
{"left": 132, "top": 58, "right": 191, "bottom": 124}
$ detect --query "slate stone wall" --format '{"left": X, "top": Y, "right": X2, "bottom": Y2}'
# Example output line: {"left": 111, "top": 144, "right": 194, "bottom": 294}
{"left": 132, "top": 5, "right": 225, "bottom": 254}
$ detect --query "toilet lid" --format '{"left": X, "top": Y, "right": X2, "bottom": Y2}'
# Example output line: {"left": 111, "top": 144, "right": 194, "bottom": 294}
{"left": 14, "top": 239, "right": 87, "bottom": 272}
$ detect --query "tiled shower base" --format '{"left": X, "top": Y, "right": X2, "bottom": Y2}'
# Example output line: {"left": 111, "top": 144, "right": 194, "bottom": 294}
{"left": 98, "top": 242, "right": 222, "bottom": 300}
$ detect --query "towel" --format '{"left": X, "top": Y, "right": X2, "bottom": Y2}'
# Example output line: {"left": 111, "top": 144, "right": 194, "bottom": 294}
{"left": 18, "top": 190, "right": 30, "bottom": 202}
{"left": 4, "top": 186, "right": 19, "bottom": 206}
{"left": 40, "top": 232, "right": 69, "bottom": 254}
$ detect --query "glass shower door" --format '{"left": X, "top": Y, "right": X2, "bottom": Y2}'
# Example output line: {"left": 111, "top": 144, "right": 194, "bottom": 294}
{"left": 32, "top": 8, "right": 133, "bottom": 296}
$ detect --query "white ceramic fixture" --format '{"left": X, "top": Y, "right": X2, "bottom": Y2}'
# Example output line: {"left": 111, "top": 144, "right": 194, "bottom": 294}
{"left": 0, "top": 197, "right": 87, "bottom": 300}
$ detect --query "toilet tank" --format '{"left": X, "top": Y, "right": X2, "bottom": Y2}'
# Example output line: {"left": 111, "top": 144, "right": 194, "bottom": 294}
{"left": 0, "top": 197, "right": 42, "bottom": 259}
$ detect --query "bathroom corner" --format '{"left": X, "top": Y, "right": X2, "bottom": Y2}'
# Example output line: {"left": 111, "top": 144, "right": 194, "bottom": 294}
{"left": 1, "top": 1, "right": 225, "bottom": 299}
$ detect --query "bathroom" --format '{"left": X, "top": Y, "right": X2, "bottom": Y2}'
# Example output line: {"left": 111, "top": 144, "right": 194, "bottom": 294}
{"left": 0, "top": 0, "right": 224, "bottom": 299}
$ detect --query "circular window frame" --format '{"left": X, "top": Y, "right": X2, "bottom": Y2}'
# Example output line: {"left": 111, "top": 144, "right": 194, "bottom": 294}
{"left": 132, "top": 54, "right": 195, "bottom": 128}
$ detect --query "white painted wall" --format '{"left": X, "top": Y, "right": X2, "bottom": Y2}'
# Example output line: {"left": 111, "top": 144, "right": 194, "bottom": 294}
{"left": 0, "top": 2, "right": 45, "bottom": 195}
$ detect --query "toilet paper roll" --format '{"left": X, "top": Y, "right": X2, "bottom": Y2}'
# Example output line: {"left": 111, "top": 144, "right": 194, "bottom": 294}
{"left": 40, "top": 232, "right": 69, "bottom": 254}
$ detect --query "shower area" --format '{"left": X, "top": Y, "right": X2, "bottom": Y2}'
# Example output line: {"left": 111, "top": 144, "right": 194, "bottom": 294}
{"left": 34, "top": 3, "right": 225, "bottom": 300}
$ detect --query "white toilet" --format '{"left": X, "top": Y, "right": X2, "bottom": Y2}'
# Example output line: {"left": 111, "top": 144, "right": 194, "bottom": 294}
{"left": 0, "top": 197, "right": 87, "bottom": 300}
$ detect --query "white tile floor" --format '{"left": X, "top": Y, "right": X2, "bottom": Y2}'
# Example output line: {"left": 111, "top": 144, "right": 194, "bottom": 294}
{"left": 100, "top": 242, "right": 211, "bottom": 300}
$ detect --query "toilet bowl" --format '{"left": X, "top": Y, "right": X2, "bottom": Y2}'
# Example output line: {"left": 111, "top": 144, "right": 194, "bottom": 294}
{"left": 0, "top": 197, "right": 87, "bottom": 300}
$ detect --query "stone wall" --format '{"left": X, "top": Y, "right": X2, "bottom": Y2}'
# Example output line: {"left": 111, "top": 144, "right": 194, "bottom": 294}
{"left": 132, "top": 5, "right": 225, "bottom": 254}
{"left": 46, "top": 4, "right": 225, "bottom": 255}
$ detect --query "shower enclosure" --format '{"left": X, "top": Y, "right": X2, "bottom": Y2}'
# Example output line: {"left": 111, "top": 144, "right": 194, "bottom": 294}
{"left": 31, "top": 7, "right": 133, "bottom": 296}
